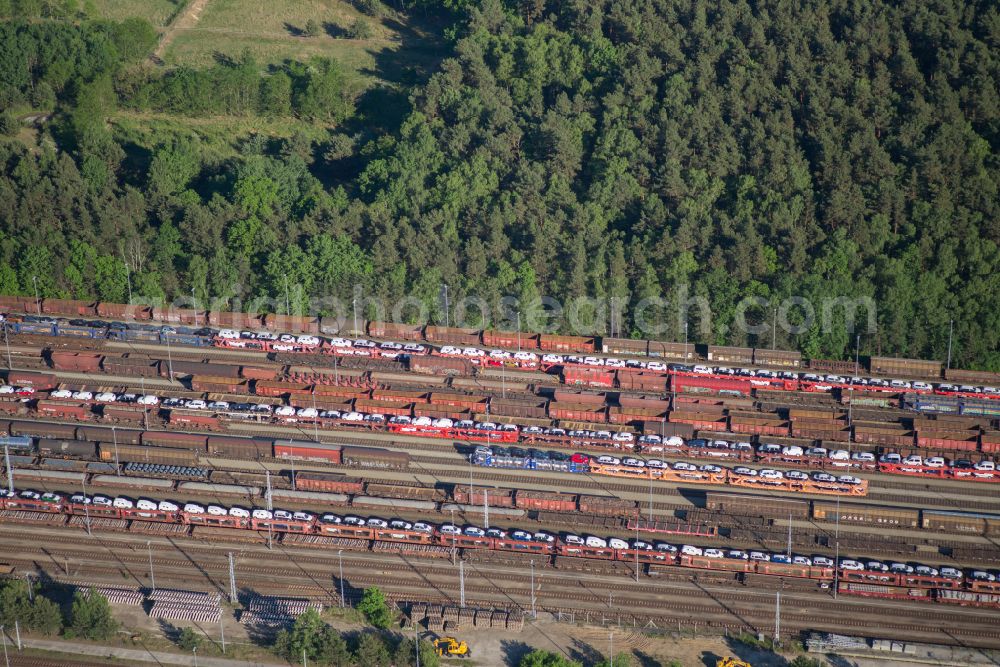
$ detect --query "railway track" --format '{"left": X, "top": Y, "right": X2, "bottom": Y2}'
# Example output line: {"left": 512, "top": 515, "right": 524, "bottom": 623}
{"left": 9, "top": 352, "right": 1000, "bottom": 506}
{"left": 4, "top": 499, "right": 992, "bottom": 574}
{"left": 7, "top": 658, "right": 112, "bottom": 667}
{"left": 4, "top": 461, "right": 998, "bottom": 569}
{"left": 5, "top": 534, "right": 999, "bottom": 649}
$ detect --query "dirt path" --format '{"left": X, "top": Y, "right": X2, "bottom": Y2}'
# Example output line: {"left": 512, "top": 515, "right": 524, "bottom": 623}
{"left": 151, "top": 0, "right": 211, "bottom": 64}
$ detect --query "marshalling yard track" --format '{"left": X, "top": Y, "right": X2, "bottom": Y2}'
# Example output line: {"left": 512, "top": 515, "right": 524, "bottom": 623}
{"left": 0, "top": 523, "right": 998, "bottom": 649}
{"left": 0, "top": 331, "right": 999, "bottom": 648}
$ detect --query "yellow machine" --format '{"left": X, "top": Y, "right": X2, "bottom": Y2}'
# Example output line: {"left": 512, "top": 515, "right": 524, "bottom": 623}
{"left": 433, "top": 637, "right": 470, "bottom": 658}
{"left": 717, "top": 659, "right": 752, "bottom": 667}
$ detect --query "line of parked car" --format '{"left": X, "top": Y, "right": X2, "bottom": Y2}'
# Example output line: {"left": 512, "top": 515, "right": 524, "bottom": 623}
{"left": 7, "top": 486, "right": 997, "bottom": 584}
{"left": 11, "top": 312, "right": 1000, "bottom": 396}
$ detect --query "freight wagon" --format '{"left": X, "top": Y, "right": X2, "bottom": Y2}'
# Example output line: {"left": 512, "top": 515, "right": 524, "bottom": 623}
{"left": 705, "top": 346, "right": 754, "bottom": 364}
{"left": 645, "top": 341, "right": 695, "bottom": 360}
{"left": 36, "top": 401, "right": 91, "bottom": 420}
{"left": 365, "top": 481, "right": 446, "bottom": 502}
{"left": 870, "top": 356, "right": 942, "bottom": 379}
{"left": 35, "top": 438, "right": 96, "bottom": 459}
{"left": 483, "top": 330, "right": 538, "bottom": 349}
{"left": 921, "top": 510, "right": 1000, "bottom": 536}
{"left": 5, "top": 371, "right": 57, "bottom": 389}
{"left": 944, "top": 368, "right": 1000, "bottom": 385}
{"left": 562, "top": 367, "right": 615, "bottom": 389}
{"left": 601, "top": 338, "right": 649, "bottom": 355}
{"left": 274, "top": 442, "right": 342, "bottom": 464}
{"left": 514, "top": 490, "right": 578, "bottom": 512}
{"left": 615, "top": 371, "right": 668, "bottom": 392}
{"left": 0, "top": 435, "right": 33, "bottom": 450}
{"left": 408, "top": 356, "right": 474, "bottom": 376}
{"left": 702, "top": 492, "right": 811, "bottom": 518}
{"left": 10, "top": 296, "right": 1000, "bottom": 404}
{"left": 102, "top": 443, "right": 199, "bottom": 465}
{"left": 451, "top": 486, "right": 516, "bottom": 508}
{"left": 577, "top": 495, "right": 639, "bottom": 517}
{"left": 670, "top": 375, "right": 754, "bottom": 396}
{"left": 367, "top": 322, "right": 425, "bottom": 341}
{"left": 205, "top": 435, "right": 272, "bottom": 458}
{"left": 7, "top": 421, "right": 78, "bottom": 440}
{"left": 752, "top": 349, "right": 801, "bottom": 368}
{"left": 424, "top": 326, "right": 481, "bottom": 346}
{"left": 3, "top": 491, "right": 996, "bottom": 609}
{"left": 490, "top": 398, "right": 549, "bottom": 420}
{"left": 141, "top": 431, "right": 208, "bottom": 450}
{"left": 811, "top": 501, "right": 920, "bottom": 528}
{"left": 48, "top": 352, "right": 104, "bottom": 372}
{"left": 341, "top": 446, "right": 409, "bottom": 469}
{"left": 538, "top": 335, "right": 595, "bottom": 353}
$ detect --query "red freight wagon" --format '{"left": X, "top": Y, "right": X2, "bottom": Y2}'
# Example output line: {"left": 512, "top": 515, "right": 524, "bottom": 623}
{"left": 915, "top": 431, "right": 979, "bottom": 451}
{"left": 552, "top": 390, "right": 607, "bottom": 406}
{"left": 790, "top": 425, "right": 851, "bottom": 441}
{"left": 615, "top": 371, "right": 668, "bottom": 392}
{"left": 408, "top": 356, "right": 473, "bottom": 376}
{"left": 483, "top": 330, "right": 539, "bottom": 349}
{"left": 294, "top": 472, "right": 364, "bottom": 494}
{"left": 35, "top": 400, "right": 90, "bottom": 420}
{"left": 429, "top": 392, "right": 488, "bottom": 410}
{"left": 372, "top": 389, "right": 429, "bottom": 404}
{"left": 367, "top": 321, "right": 425, "bottom": 341}
{"left": 97, "top": 303, "right": 153, "bottom": 320}
{"left": 190, "top": 376, "right": 250, "bottom": 394}
{"left": 42, "top": 298, "right": 96, "bottom": 316}
{"left": 670, "top": 375, "right": 756, "bottom": 396}
{"left": 254, "top": 381, "right": 313, "bottom": 397}
{"left": 7, "top": 371, "right": 57, "bottom": 389}
{"left": 562, "top": 367, "right": 615, "bottom": 388}
{"left": 668, "top": 411, "right": 727, "bottom": 431}
{"left": 577, "top": 495, "right": 638, "bottom": 516}
{"left": 412, "top": 406, "right": 472, "bottom": 420}
{"left": 424, "top": 326, "right": 481, "bottom": 346}
{"left": 608, "top": 407, "right": 667, "bottom": 425}
{"left": 981, "top": 435, "right": 1000, "bottom": 454}
{"left": 514, "top": 490, "right": 577, "bottom": 512}
{"left": 618, "top": 396, "right": 670, "bottom": 410}
{"left": 452, "top": 486, "right": 516, "bottom": 508}
{"left": 354, "top": 400, "right": 413, "bottom": 417}
{"left": 262, "top": 314, "right": 321, "bottom": 334}
{"left": 548, "top": 404, "right": 607, "bottom": 422}
{"left": 489, "top": 398, "right": 549, "bottom": 419}
{"left": 167, "top": 411, "right": 220, "bottom": 430}
{"left": 274, "top": 442, "right": 342, "bottom": 464}
{"left": 538, "top": 334, "right": 596, "bottom": 353}
{"left": 0, "top": 296, "right": 34, "bottom": 311}
{"left": 728, "top": 418, "right": 791, "bottom": 437}
{"left": 207, "top": 311, "right": 265, "bottom": 328}
{"left": 102, "top": 405, "right": 150, "bottom": 423}
{"left": 49, "top": 352, "right": 104, "bottom": 372}
{"left": 239, "top": 366, "right": 280, "bottom": 381}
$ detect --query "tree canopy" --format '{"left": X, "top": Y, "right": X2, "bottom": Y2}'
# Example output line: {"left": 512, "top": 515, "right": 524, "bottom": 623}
{"left": 273, "top": 608, "right": 352, "bottom": 665}
{"left": 518, "top": 649, "right": 583, "bottom": 667}
{"left": 69, "top": 588, "right": 118, "bottom": 641}
{"left": 0, "top": 0, "right": 997, "bottom": 368}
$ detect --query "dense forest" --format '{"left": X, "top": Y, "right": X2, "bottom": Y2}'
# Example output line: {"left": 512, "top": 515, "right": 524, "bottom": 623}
{"left": 0, "top": 0, "right": 997, "bottom": 368}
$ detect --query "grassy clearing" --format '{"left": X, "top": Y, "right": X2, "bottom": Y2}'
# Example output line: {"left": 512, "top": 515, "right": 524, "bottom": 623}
{"left": 86, "top": 0, "right": 184, "bottom": 27}
{"left": 110, "top": 110, "right": 331, "bottom": 158}
{"left": 195, "top": 0, "right": 375, "bottom": 36}
{"left": 161, "top": 0, "right": 442, "bottom": 88}
{"left": 165, "top": 30, "right": 389, "bottom": 87}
